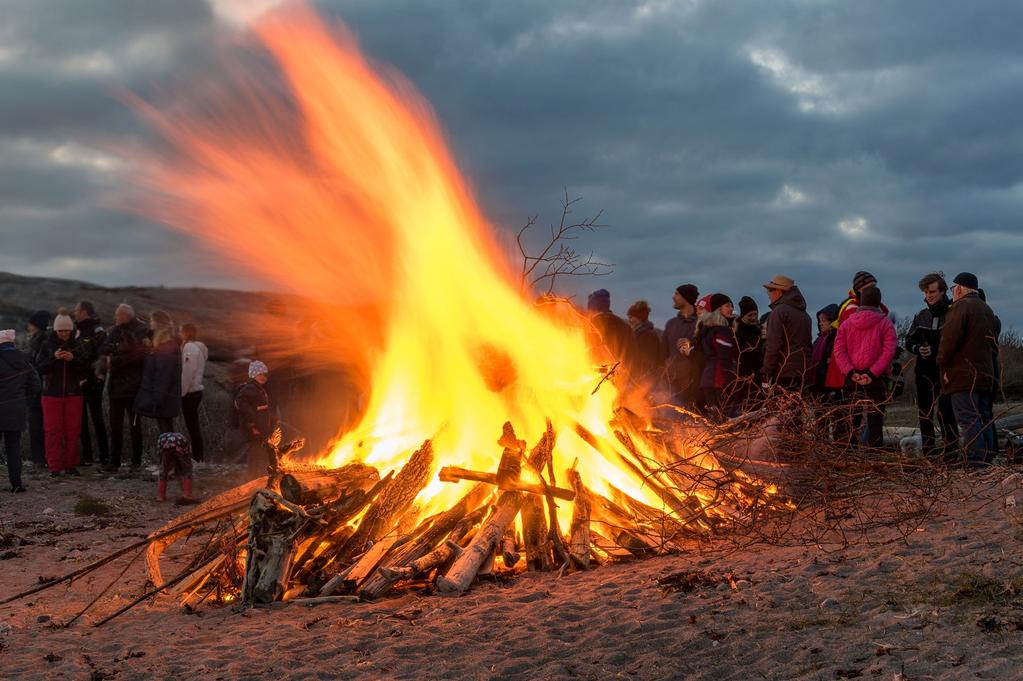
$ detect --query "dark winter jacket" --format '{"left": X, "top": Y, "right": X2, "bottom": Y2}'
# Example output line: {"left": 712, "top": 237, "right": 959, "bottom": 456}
{"left": 936, "top": 293, "right": 998, "bottom": 395}
{"left": 75, "top": 316, "right": 106, "bottom": 397}
{"left": 906, "top": 297, "right": 950, "bottom": 379}
{"left": 663, "top": 312, "right": 699, "bottom": 390}
{"left": 0, "top": 342, "right": 41, "bottom": 431}
{"left": 236, "top": 380, "right": 276, "bottom": 440}
{"left": 36, "top": 334, "right": 88, "bottom": 398}
{"left": 134, "top": 338, "right": 183, "bottom": 419}
{"left": 589, "top": 311, "right": 633, "bottom": 364}
{"left": 27, "top": 331, "right": 48, "bottom": 368}
{"left": 101, "top": 318, "right": 149, "bottom": 399}
{"left": 734, "top": 319, "right": 763, "bottom": 383}
{"left": 700, "top": 320, "right": 738, "bottom": 390}
{"left": 627, "top": 321, "right": 663, "bottom": 387}
{"left": 763, "top": 287, "right": 813, "bottom": 383}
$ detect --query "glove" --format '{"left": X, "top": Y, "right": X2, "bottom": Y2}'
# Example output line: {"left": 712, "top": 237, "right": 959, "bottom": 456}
{"left": 919, "top": 344, "right": 932, "bottom": 359}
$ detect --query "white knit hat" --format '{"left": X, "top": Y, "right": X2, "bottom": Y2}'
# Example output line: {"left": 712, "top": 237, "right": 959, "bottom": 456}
{"left": 52, "top": 314, "right": 74, "bottom": 332}
{"left": 248, "top": 360, "right": 269, "bottom": 379}
{"left": 0, "top": 329, "right": 15, "bottom": 343}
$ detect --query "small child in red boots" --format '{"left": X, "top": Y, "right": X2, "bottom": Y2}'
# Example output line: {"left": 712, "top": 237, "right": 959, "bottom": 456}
{"left": 157, "top": 432, "right": 198, "bottom": 504}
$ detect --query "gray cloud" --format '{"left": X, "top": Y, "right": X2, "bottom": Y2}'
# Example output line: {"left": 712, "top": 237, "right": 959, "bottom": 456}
{"left": 1, "top": 0, "right": 1021, "bottom": 328}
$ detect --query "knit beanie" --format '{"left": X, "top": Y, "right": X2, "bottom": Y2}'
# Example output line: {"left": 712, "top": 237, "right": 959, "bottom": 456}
{"left": 953, "top": 272, "right": 979, "bottom": 290}
{"left": 860, "top": 286, "right": 882, "bottom": 308}
{"left": 52, "top": 311, "right": 74, "bottom": 332}
{"left": 0, "top": 329, "right": 15, "bottom": 344}
{"left": 738, "top": 296, "right": 758, "bottom": 317}
{"left": 709, "top": 293, "right": 733, "bottom": 313}
{"left": 28, "top": 309, "right": 51, "bottom": 330}
{"left": 675, "top": 284, "right": 698, "bottom": 306}
{"left": 248, "top": 360, "right": 269, "bottom": 379}
{"left": 852, "top": 271, "right": 877, "bottom": 293}
{"left": 626, "top": 300, "right": 651, "bottom": 321}
{"left": 587, "top": 289, "right": 611, "bottom": 314}
{"left": 696, "top": 294, "right": 713, "bottom": 315}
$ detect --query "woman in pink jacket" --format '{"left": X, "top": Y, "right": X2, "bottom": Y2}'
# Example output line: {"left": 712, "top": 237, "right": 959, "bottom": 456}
{"left": 832, "top": 286, "right": 897, "bottom": 448}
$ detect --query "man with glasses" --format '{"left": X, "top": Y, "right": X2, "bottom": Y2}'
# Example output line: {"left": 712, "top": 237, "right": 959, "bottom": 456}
{"left": 937, "top": 273, "right": 998, "bottom": 466}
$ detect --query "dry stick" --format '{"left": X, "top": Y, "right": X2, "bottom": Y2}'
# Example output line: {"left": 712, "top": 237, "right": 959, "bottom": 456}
{"left": 358, "top": 483, "right": 491, "bottom": 599}
{"left": 1, "top": 505, "right": 242, "bottom": 606}
{"left": 63, "top": 545, "right": 146, "bottom": 628}
{"left": 338, "top": 440, "right": 434, "bottom": 560}
{"left": 437, "top": 467, "right": 576, "bottom": 501}
{"left": 93, "top": 554, "right": 221, "bottom": 628}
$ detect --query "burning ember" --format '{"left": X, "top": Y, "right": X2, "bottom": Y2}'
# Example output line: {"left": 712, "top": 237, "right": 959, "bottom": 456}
{"left": 108, "top": 4, "right": 785, "bottom": 604}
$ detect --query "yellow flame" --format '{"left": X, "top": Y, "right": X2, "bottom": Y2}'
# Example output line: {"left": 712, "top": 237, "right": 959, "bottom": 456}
{"left": 130, "top": 4, "right": 672, "bottom": 525}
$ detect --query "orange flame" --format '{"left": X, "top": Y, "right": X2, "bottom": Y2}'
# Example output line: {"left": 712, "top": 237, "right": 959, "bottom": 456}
{"left": 130, "top": 4, "right": 676, "bottom": 523}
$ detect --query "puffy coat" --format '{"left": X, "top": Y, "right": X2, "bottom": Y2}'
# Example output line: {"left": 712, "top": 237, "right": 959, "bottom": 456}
{"left": 101, "top": 318, "right": 149, "bottom": 399}
{"left": 832, "top": 307, "right": 898, "bottom": 380}
{"left": 700, "top": 322, "right": 738, "bottom": 389}
{"left": 825, "top": 292, "right": 889, "bottom": 388}
{"left": 36, "top": 333, "right": 88, "bottom": 397}
{"left": 936, "top": 293, "right": 998, "bottom": 395}
{"left": 134, "top": 338, "right": 183, "bottom": 419}
{"left": 663, "top": 313, "right": 699, "bottom": 390}
{"left": 763, "top": 287, "right": 813, "bottom": 382}
{"left": 0, "top": 343, "right": 41, "bottom": 431}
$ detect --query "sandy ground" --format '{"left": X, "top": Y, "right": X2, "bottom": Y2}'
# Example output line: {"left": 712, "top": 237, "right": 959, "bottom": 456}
{"left": 2, "top": 462, "right": 1023, "bottom": 681}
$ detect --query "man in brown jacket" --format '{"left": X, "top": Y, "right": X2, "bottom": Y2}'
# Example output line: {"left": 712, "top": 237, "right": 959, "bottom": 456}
{"left": 936, "top": 272, "right": 998, "bottom": 466}
{"left": 762, "top": 275, "right": 813, "bottom": 391}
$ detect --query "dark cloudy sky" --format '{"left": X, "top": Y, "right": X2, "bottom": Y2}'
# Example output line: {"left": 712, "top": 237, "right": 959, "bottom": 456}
{"left": 2, "top": 0, "right": 1021, "bottom": 328}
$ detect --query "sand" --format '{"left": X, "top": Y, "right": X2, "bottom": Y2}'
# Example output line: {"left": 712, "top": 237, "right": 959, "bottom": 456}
{"left": 2, "top": 463, "right": 1023, "bottom": 681}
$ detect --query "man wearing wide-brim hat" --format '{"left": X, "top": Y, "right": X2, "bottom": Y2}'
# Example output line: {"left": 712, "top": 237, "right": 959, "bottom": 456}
{"left": 761, "top": 275, "right": 812, "bottom": 390}
{"left": 936, "top": 272, "right": 999, "bottom": 467}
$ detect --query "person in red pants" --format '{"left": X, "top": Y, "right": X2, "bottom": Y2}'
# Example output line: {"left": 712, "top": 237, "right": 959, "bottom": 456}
{"left": 36, "top": 310, "right": 87, "bottom": 477}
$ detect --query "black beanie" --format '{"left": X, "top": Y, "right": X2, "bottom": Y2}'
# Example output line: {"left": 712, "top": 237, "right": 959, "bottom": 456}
{"left": 709, "top": 293, "right": 733, "bottom": 312}
{"left": 852, "top": 271, "right": 877, "bottom": 293}
{"left": 738, "top": 296, "right": 758, "bottom": 317}
{"left": 27, "top": 309, "right": 51, "bottom": 330}
{"left": 676, "top": 284, "right": 698, "bottom": 306}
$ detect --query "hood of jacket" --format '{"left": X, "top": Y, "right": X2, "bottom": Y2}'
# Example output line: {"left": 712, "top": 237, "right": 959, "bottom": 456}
{"left": 771, "top": 286, "right": 807, "bottom": 312}
{"left": 844, "top": 307, "right": 889, "bottom": 333}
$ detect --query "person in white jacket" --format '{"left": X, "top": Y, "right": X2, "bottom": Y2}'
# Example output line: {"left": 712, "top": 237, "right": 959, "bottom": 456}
{"left": 180, "top": 323, "right": 208, "bottom": 462}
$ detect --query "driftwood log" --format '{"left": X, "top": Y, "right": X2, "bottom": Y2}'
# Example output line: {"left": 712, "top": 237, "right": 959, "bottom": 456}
{"left": 566, "top": 469, "right": 591, "bottom": 569}
{"left": 279, "top": 462, "right": 380, "bottom": 505}
{"left": 337, "top": 440, "right": 434, "bottom": 559}
{"left": 242, "top": 490, "right": 309, "bottom": 604}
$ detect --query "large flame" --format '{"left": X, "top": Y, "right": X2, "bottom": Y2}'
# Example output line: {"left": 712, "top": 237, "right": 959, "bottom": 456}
{"left": 132, "top": 5, "right": 681, "bottom": 523}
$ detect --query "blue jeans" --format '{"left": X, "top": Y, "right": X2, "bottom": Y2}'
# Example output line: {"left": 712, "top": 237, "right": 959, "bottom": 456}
{"left": 950, "top": 392, "right": 994, "bottom": 466}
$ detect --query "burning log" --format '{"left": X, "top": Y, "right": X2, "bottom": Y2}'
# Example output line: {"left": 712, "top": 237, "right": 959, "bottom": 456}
{"left": 358, "top": 484, "right": 491, "bottom": 599}
{"left": 374, "top": 506, "right": 489, "bottom": 585}
{"left": 437, "top": 466, "right": 576, "bottom": 501}
{"left": 437, "top": 423, "right": 561, "bottom": 593}
{"left": 501, "top": 528, "right": 520, "bottom": 569}
{"left": 337, "top": 440, "right": 434, "bottom": 559}
{"left": 520, "top": 494, "right": 551, "bottom": 571}
{"left": 566, "top": 468, "right": 591, "bottom": 569}
{"left": 242, "top": 490, "right": 309, "bottom": 604}
{"left": 279, "top": 462, "right": 380, "bottom": 505}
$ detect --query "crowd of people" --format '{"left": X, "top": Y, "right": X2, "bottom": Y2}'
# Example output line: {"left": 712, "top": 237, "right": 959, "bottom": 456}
{"left": 0, "top": 269, "right": 1005, "bottom": 497}
{"left": 586, "top": 270, "right": 1002, "bottom": 468}
{"left": 0, "top": 301, "right": 280, "bottom": 501}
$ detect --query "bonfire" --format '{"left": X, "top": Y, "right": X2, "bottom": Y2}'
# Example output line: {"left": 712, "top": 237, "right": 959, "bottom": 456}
{"left": 2, "top": 6, "right": 792, "bottom": 620}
